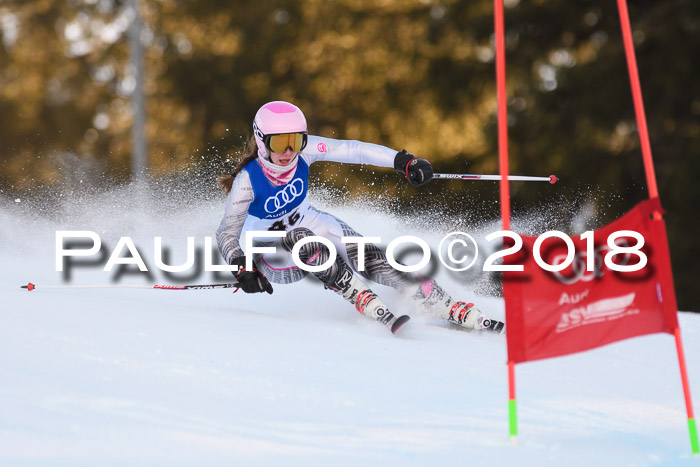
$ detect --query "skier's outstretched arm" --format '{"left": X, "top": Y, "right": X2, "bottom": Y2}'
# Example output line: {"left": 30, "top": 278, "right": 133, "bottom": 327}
{"left": 302, "top": 136, "right": 433, "bottom": 186}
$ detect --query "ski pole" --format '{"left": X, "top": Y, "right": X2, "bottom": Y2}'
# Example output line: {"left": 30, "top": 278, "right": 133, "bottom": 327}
{"left": 21, "top": 282, "right": 240, "bottom": 291}
{"left": 433, "top": 173, "right": 558, "bottom": 184}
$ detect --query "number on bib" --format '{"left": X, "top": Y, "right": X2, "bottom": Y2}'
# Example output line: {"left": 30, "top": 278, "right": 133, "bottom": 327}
{"left": 267, "top": 209, "right": 302, "bottom": 232}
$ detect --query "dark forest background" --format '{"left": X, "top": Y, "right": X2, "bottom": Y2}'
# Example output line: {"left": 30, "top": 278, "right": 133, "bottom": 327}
{"left": 1, "top": 0, "right": 698, "bottom": 309}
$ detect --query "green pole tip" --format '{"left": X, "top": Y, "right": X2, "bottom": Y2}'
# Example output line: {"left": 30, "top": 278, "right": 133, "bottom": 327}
{"left": 688, "top": 418, "right": 699, "bottom": 455}
{"left": 508, "top": 399, "right": 518, "bottom": 438}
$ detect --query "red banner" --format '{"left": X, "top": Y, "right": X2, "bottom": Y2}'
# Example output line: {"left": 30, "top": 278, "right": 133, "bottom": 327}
{"left": 504, "top": 198, "right": 679, "bottom": 363}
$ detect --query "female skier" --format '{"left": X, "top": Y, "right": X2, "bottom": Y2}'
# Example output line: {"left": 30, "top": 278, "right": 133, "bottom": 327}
{"left": 216, "top": 100, "right": 504, "bottom": 334}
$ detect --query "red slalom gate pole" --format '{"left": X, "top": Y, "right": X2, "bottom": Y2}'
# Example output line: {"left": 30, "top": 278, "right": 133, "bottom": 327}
{"left": 494, "top": 0, "right": 511, "bottom": 232}
{"left": 675, "top": 327, "right": 699, "bottom": 454}
{"left": 493, "top": 0, "right": 517, "bottom": 444}
{"left": 617, "top": 0, "right": 698, "bottom": 454}
{"left": 616, "top": 0, "right": 659, "bottom": 204}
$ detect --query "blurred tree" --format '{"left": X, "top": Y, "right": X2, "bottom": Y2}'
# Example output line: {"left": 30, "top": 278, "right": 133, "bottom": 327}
{"left": 0, "top": 0, "right": 134, "bottom": 186}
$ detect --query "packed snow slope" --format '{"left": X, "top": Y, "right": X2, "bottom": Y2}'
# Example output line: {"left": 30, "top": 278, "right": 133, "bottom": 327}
{"left": 1, "top": 186, "right": 698, "bottom": 467}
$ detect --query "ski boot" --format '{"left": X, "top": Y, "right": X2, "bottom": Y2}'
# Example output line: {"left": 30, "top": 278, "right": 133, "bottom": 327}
{"left": 412, "top": 279, "right": 505, "bottom": 334}
{"left": 283, "top": 227, "right": 411, "bottom": 335}
{"left": 328, "top": 269, "right": 410, "bottom": 335}
{"left": 446, "top": 301, "right": 505, "bottom": 334}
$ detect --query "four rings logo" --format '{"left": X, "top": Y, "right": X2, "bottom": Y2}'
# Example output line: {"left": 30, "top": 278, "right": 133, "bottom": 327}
{"left": 264, "top": 178, "right": 305, "bottom": 213}
{"left": 551, "top": 239, "right": 632, "bottom": 285}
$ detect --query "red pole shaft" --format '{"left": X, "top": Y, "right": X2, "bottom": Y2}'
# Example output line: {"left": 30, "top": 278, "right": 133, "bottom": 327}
{"left": 674, "top": 327, "right": 696, "bottom": 420}
{"left": 508, "top": 360, "right": 517, "bottom": 440}
{"left": 618, "top": 1, "right": 697, "bottom": 452}
{"left": 494, "top": 0, "right": 517, "bottom": 441}
{"left": 616, "top": 0, "right": 659, "bottom": 201}
{"left": 674, "top": 326, "right": 699, "bottom": 453}
{"left": 495, "top": 0, "right": 511, "bottom": 231}
{"left": 508, "top": 361, "right": 516, "bottom": 399}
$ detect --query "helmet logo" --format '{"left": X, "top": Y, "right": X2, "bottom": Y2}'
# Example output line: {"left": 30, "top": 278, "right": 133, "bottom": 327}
{"left": 253, "top": 121, "right": 265, "bottom": 141}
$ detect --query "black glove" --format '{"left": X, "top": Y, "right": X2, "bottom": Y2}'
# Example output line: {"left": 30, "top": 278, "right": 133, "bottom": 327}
{"left": 394, "top": 149, "right": 433, "bottom": 187}
{"left": 231, "top": 257, "right": 273, "bottom": 294}
{"left": 237, "top": 269, "right": 273, "bottom": 294}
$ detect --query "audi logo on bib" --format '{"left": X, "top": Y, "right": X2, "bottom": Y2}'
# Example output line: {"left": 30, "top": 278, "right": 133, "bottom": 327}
{"left": 264, "top": 179, "right": 305, "bottom": 213}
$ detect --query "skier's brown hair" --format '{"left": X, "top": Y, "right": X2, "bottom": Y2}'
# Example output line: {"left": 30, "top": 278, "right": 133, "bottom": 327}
{"left": 218, "top": 136, "right": 258, "bottom": 194}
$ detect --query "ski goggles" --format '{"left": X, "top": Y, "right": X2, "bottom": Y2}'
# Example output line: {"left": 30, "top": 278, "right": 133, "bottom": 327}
{"left": 264, "top": 132, "right": 308, "bottom": 154}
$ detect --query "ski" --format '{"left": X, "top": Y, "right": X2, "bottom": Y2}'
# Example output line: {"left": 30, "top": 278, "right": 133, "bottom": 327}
{"left": 436, "top": 317, "right": 505, "bottom": 334}
{"left": 377, "top": 312, "right": 410, "bottom": 335}
{"left": 483, "top": 318, "right": 506, "bottom": 334}
{"left": 390, "top": 314, "right": 411, "bottom": 334}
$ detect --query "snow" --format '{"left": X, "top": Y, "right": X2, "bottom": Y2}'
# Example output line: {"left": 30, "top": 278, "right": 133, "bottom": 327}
{"left": 1, "top": 191, "right": 698, "bottom": 466}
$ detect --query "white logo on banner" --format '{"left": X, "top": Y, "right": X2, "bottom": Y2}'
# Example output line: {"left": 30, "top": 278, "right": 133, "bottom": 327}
{"left": 555, "top": 292, "right": 638, "bottom": 333}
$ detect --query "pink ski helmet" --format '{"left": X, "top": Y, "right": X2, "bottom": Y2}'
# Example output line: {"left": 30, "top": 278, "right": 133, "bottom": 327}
{"left": 253, "top": 101, "right": 308, "bottom": 158}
